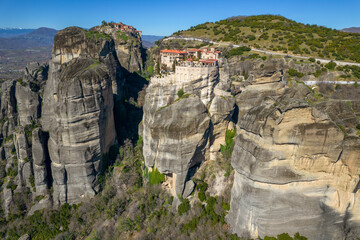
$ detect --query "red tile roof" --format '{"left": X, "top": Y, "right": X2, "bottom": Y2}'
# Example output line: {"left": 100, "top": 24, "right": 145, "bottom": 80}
{"left": 161, "top": 49, "right": 187, "bottom": 54}
{"left": 187, "top": 58, "right": 193, "bottom": 61}
{"left": 187, "top": 49, "right": 199, "bottom": 52}
{"left": 200, "top": 59, "right": 218, "bottom": 63}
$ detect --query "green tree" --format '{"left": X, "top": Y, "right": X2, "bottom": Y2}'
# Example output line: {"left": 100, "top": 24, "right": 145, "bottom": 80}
{"left": 325, "top": 61, "right": 336, "bottom": 70}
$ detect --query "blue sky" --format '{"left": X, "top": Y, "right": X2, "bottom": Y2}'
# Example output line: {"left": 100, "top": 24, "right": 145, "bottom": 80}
{"left": 0, "top": 0, "right": 359, "bottom": 35}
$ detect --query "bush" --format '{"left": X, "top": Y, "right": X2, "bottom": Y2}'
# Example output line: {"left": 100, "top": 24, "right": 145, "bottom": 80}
{"left": 313, "top": 69, "right": 322, "bottom": 77}
{"left": 178, "top": 199, "right": 190, "bottom": 216}
{"left": 196, "top": 180, "right": 208, "bottom": 202}
{"left": 198, "top": 191, "right": 206, "bottom": 202}
{"left": 325, "top": 61, "right": 336, "bottom": 70}
{"left": 177, "top": 89, "right": 184, "bottom": 98}
{"left": 4, "top": 134, "right": 13, "bottom": 143}
{"left": 264, "top": 232, "right": 308, "bottom": 240}
{"left": 6, "top": 180, "right": 17, "bottom": 191}
{"left": 29, "top": 174, "right": 35, "bottom": 188}
{"left": 220, "top": 129, "right": 236, "bottom": 159}
{"left": 228, "top": 46, "right": 251, "bottom": 57}
{"left": 288, "top": 68, "right": 304, "bottom": 78}
{"left": 145, "top": 167, "right": 165, "bottom": 185}
{"left": 308, "top": 57, "right": 316, "bottom": 62}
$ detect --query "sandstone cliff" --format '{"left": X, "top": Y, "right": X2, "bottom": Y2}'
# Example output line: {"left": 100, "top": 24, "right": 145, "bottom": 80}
{"left": 41, "top": 27, "right": 120, "bottom": 206}
{"left": 142, "top": 65, "right": 235, "bottom": 197}
{"left": 0, "top": 23, "right": 145, "bottom": 216}
{"left": 142, "top": 55, "right": 360, "bottom": 239}
{"left": 225, "top": 59, "right": 360, "bottom": 240}
{"left": 92, "top": 25, "right": 144, "bottom": 72}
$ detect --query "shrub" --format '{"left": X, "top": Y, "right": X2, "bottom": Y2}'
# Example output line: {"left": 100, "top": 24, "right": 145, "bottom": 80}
{"left": 264, "top": 232, "right": 307, "bottom": 240}
{"left": 220, "top": 129, "right": 236, "bottom": 159}
{"left": 17, "top": 78, "right": 26, "bottom": 86}
{"left": 248, "top": 35, "right": 256, "bottom": 41}
{"left": 325, "top": 61, "right": 336, "bottom": 70}
{"left": 34, "top": 195, "right": 46, "bottom": 202}
{"left": 196, "top": 180, "right": 208, "bottom": 202}
{"left": 313, "top": 69, "right": 322, "bottom": 77}
{"left": 145, "top": 167, "right": 165, "bottom": 185}
{"left": 177, "top": 89, "right": 184, "bottom": 98}
{"left": 4, "top": 134, "right": 13, "bottom": 143}
{"left": 230, "top": 234, "right": 241, "bottom": 240}
{"left": 178, "top": 199, "right": 190, "bottom": 216}
{"left": 198, "top": 191, "right": 206, "bottom": 202}
{"left": 228, "top": 46, "right": 251, "bottom": 57}
{"left": 29, "top": 174, "right": 35, "bottom": 191}
{"left": 6, "top": 180, "right": 17, "bottom": 191}
{"left": 288, "top": 68, "right": 304, "bottom": 78}
{"left": 248, "top": 53, "right": 261, "bottom": 59}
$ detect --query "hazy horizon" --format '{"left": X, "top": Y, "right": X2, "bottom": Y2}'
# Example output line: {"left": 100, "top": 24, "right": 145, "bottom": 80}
{"left": 1, "top": 0, "right": 360, "bottom": 36}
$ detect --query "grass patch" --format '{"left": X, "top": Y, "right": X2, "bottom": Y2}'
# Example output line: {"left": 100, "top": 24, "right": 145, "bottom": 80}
{"left": 86, "top": 60, "right": 101, "bottom": 70}
{"left": 117, "top": 31, "right": 129, "bottom": 42}
{"left": 83, "top": 30, "right": 111, "bottom": 41}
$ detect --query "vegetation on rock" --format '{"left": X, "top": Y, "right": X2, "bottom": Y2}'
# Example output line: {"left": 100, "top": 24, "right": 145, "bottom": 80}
{"left": 174, "top": 15, "right": 360, "bottom": 62}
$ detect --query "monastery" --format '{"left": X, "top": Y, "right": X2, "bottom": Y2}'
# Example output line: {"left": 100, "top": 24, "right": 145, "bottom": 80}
{"left": 112, "top": 22, "right": 142, "bottom": 38}
{"left": 160, "top": 47, "right": 221, "bottom": 69}
{"left": 152, "top": 47, "right": 222, "bottom": 84}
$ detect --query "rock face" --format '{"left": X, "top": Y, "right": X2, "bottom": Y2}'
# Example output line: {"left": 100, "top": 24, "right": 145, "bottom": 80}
{"left": 92, "top": 25, "right": 144, "bottom": 72}
{"left": 48, "top": 58, "right": 115, "bottom": 205}
{"left": 32, "top": 128, "right": 49, "bottom": 196}
{"left": 42, "top": 27, "right": 117, "bottom": 205}
{"left": 226, "top": 62, "right": 360, "bottom": 239}
{"left": 142, "top": 67, "right": 235, "bottom": 196}
{"left": 15, "top": 83, "right": 40, "bottom": 127}
{"left": 0, "top": 23, "right": 142, "bottom": 216}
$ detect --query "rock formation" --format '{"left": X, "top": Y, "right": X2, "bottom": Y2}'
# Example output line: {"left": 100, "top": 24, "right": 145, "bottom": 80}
{"left": 226, "top": 60, "right": 360, "bottom": 240}
{"left": 92, "top": 25, "right": 144, "bottom": 72}
{"left": 42, "top": 27, "right": 118, "bottom": 206}
{"left": 0, "top": 23, "right": 143, "bottom": 215}
{"left": 142, "top": 66, "right": 235, "bottom": 197}
{"left": 1, "top": 21, "right": 360, "bottom": 240}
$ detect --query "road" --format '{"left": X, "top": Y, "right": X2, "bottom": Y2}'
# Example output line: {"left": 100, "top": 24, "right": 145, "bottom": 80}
{"left": 163, "top": 36, "right": 360, "bottom": 67}
{"left": 303, "top": 80, "right": 357, "bottom": 85}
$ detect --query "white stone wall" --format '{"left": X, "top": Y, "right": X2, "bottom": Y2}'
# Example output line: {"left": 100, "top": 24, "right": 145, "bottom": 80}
{"left": 151, "top": 66, "right": 217, "bottom": 85}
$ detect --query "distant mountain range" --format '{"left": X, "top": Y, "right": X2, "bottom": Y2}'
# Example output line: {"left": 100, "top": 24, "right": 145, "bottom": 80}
{"left": 0, "top": 28, "right": 35, "bottom": 38}
{"left": 0, "top": 27, "right": 58, "bottom": 49}
{"left": 142, "top": 35, "right": 164, "bottom": 48}
{"left": 0, "top": 28, "right": 163, "bottom": 49}
{"left": 341, "top": 27, "right": 360, "bottom": 34}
